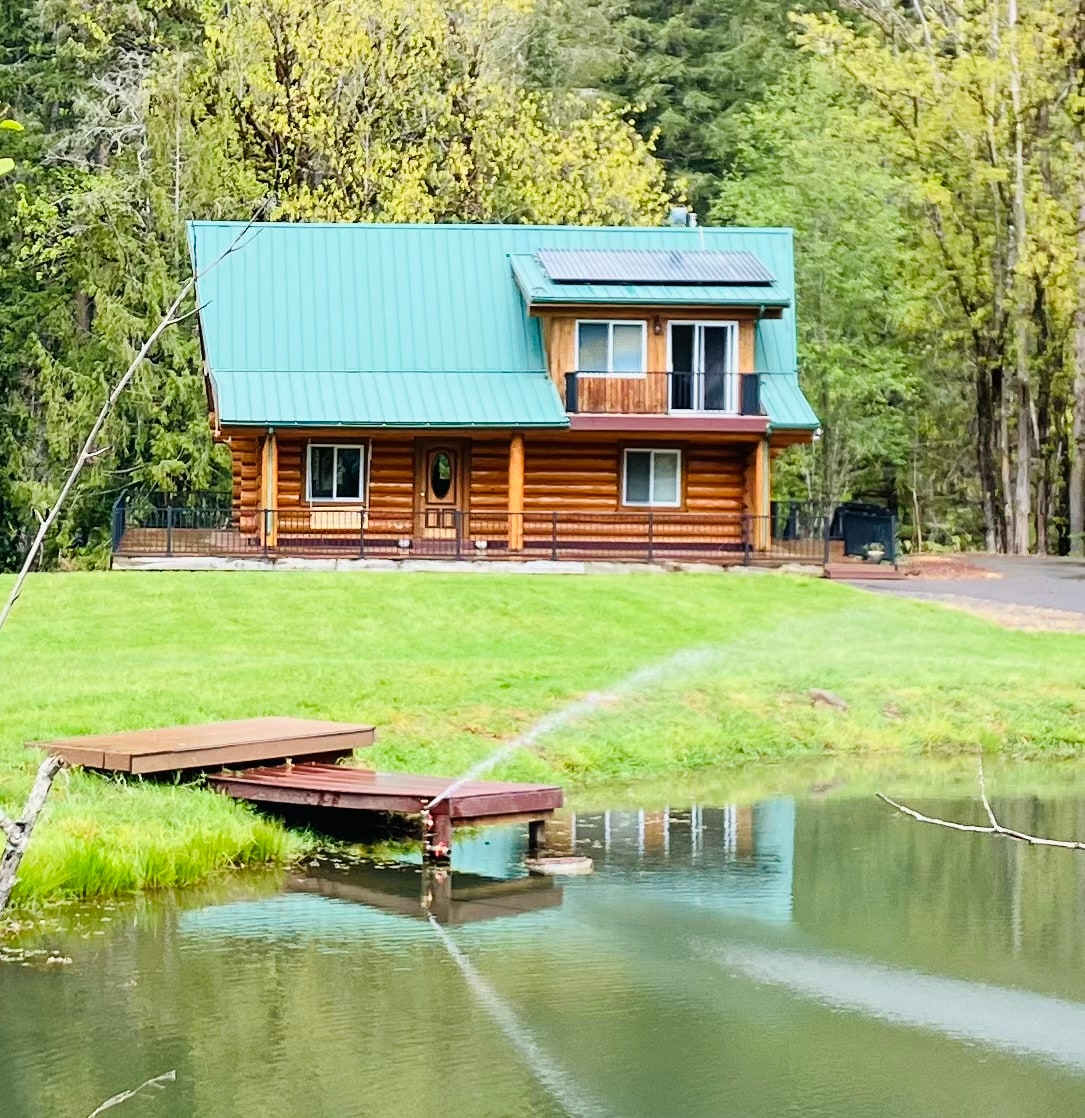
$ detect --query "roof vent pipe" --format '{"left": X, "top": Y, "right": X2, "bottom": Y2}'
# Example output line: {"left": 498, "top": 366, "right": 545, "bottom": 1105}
{"left": 667, "top": 206, "right": 697, "bottom": 228}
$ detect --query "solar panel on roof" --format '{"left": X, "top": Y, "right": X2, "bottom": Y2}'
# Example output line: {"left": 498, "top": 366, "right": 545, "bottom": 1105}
{"left": 536, "top": 248, "right": 775, "bottom": 286}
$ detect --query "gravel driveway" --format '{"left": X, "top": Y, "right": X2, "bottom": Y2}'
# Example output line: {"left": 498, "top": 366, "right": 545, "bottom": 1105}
{"left": 857, "top": 556, "right": 1085, "bottom": 631}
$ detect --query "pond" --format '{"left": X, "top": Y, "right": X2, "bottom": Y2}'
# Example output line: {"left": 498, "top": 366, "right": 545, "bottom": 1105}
{"left": 4, "top": 763, "right": 1085, "bottom": 1118}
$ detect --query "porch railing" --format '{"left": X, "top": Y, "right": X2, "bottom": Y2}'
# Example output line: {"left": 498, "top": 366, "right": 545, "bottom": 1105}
{"left": 112, "top": 499, "right": 834, "bottom": 566}
{"left": 563, "top": 371, "right": 762, "bottom": 417}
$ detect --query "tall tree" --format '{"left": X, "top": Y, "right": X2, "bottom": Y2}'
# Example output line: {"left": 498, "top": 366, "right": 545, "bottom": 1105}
{"left": 713, "top": 63, "right": 929, "bottom": 514}
{"left": 796, "top": 0, "right": 1077, "bottom": 552}
{"left": 197, "top": 0, "right": 670, "bottom": 224}
{"left": 606, "top": 0, "right": 800, "bottom": 212}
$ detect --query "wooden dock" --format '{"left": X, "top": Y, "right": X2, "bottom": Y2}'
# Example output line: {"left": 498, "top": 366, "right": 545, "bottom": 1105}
{"left": 31, "top": 718, "right": 562, "bottom": 857}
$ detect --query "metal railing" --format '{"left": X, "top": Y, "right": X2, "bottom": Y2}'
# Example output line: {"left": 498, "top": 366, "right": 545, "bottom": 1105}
{"left": 112, "top": 501, "right": 833, "bottom": 566}
{"left": 563, "top": 371, "right": 762, "bottom": 417}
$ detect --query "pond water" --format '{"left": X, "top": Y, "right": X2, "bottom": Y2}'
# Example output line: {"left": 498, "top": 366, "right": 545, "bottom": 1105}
{"left": 5, "top": 769, "right": 1085, "bottom": 1117}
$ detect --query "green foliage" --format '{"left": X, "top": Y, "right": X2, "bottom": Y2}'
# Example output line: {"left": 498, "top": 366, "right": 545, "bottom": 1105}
{"left": 603, "top": 0, "right": 801, "bottom": 212}
{"left": 197, "top": 0, "right": 669, "bottom": 224}
{"left": 0, "top": 117, "right": 20, "bottom": 174}
{"left": 713, "top": 64, "right": 924, "bottom": 507}
{"left": 792, "top": 0, "right": 1085, "bottom": 552}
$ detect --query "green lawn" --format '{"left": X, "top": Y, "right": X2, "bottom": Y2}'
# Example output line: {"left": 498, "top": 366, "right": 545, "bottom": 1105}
{"left": 1, "top": 570, "right": 1083, "bottom": 906}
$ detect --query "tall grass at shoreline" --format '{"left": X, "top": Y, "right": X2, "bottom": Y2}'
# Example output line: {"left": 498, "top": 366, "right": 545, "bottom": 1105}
{"left": 1, "top": 570, "right": 1083, "bottom": 907}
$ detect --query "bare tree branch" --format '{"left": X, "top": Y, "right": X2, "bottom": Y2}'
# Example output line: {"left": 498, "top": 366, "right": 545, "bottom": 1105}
{"left": 977, "top": 758, "right": 1000, "bottom": 829}
{"left": 86, "top": 1070, "right": 176, "bottom": 1118}
{"left": 0, "top": 754, "right": 65, "bottom": 912}
{"left": 879, "top": 762, "right": 1085, "bottom": 850}
{"left": 0, "top": 203, "right": 267, "bottom": 636}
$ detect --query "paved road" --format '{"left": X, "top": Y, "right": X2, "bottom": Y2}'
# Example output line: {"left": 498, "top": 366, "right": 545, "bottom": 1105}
{"left": 863, "top": 555, "right": 1085, "bottom": 615}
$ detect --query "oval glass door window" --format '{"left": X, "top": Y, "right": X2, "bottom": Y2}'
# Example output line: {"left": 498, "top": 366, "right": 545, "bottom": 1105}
{"left": 430, "top": 452, "right": 454, "bottom": 500}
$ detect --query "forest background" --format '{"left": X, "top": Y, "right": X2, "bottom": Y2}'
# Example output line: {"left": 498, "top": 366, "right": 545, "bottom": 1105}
{"left": 3, "top": 0, "right": 1085, "bottom": 567}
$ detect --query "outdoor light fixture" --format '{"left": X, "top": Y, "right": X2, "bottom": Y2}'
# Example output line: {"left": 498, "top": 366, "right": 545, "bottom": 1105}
{"left": 475, "top": 540, "right": 488, "bottom": 551}
{"left": 397, "top": 538, "right": 412, "bottom": 549}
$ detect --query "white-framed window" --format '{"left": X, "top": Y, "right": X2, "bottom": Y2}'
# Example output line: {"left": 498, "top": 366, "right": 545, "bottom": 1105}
{"left": 622, "top": 448, "right": 681, "bottom": 507}
{"left": 576, "top": 320, "right": 647, "bottom": 376}
{"left": 307, "top": 443, "right": 367, "bottom": 502}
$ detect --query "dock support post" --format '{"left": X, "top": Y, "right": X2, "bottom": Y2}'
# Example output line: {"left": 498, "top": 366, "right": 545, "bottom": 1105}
{"left": 420, "top": 863, "right": 452, "bottom": 921}
{"left": 528, "top": 819, "right": 546, "bottom": 855}
{"left": 423, "top": 805, "right": 453, "bottom": 862}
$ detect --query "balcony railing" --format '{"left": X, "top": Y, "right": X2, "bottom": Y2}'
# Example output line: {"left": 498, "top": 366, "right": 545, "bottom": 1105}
{"left": 563, "top": 371, "right": 762, "bottom": 417}
{"left": 112, "top": 500, "right": 833, "bottom": 566}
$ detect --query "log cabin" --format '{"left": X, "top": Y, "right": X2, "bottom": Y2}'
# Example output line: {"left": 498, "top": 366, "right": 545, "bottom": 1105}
{"left": 179, "top": 220, "right": 819, "bottom": 564}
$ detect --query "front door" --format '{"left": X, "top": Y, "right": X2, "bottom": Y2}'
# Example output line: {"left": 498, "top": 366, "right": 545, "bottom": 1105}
{"left": 415, "top": 441, "right": 465, "bottom": 538}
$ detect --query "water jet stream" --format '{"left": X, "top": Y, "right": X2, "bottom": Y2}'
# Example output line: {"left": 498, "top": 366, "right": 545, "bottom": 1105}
{"left": 426, "top": 646, "right": 719, "bottom": 811}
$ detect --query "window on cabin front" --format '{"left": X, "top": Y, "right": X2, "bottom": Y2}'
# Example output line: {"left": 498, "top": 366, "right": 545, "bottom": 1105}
{"left": 622, "top": 449, "right": 681, "bottom": 507}
{"left": 576, "top": 321, "right": 646, "bottom": 375}
{"left": 308, "top": 444, "right": 365, "bottom": 502}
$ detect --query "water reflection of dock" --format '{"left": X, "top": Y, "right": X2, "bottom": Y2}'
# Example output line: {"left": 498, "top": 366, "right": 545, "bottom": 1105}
{"left": 288, "top": 863, "right": 563, "bottom": 925}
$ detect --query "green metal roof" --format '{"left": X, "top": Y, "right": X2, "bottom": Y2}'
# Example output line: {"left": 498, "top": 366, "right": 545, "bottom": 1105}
{"left": 509, "top": 253, "right": 791, "bottom": 308}
{"left": 188, "top": 221, "right": 813, "bottom": 430}
{"left": 215, "top": 370, "right": 566, "bottom": 428}
{"left": 760, "top": 375, "right": 819, "bottom": 431}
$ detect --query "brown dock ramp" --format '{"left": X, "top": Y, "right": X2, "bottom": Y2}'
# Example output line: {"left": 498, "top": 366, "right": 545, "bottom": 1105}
{"left": 31, "top": 717, "right": 376, "bottom": 773}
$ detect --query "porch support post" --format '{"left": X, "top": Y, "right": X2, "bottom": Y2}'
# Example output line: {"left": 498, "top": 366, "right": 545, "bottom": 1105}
{"left": 749, "top": 436, "right": 770, "bottom": 551}
{"left": 509, "top": 432, "right": 525, "bottom": 550}
{"left": 261, "top": 428, "right": 278, "bottom": 548}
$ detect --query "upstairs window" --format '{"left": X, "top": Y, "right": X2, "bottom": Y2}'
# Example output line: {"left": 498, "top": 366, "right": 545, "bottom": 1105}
{"left": 308, "top": 443, "right": 365, "bottom": 502}
{"left": 577, "top": 321, "right": 646, "bottom": 376}
{"left": 622, "top": 449, "right": 681, "bottom": 507}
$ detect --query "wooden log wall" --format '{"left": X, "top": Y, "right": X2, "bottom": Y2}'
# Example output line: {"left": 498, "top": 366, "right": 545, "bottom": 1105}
{"left": 469, "top": 438, "right": 510, "bottom": 517}
{"left": 221, "top": 429, "right": 753, "bottom": 547}
{"left": 229, "top": 433, "right": 261, "bottom": 532}
{"left": 520, "top": 437, "right": 749, "bottom": 545}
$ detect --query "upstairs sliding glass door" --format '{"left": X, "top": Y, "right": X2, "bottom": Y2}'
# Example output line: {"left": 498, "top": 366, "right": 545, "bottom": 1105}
{"left": 668, "top": 323, "right": 738, "bottom": 413}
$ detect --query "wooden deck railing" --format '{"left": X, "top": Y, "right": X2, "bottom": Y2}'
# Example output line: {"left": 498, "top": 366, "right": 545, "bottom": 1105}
{"left": 563, "top": 371, "right": 762, "bottom": 416}
{"left": 112, "top": 504, "right": 833, "bottom": 566}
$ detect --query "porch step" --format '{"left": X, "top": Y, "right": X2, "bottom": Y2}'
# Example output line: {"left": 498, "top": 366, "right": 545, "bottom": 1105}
{"left": 825, "top": 563, "right": 905, "bottom": 581}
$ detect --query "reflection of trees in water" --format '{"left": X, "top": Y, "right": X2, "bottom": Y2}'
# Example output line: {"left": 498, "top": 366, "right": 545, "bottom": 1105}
{"left": 792, "top": 793, "right": 1085, "bottom": 995}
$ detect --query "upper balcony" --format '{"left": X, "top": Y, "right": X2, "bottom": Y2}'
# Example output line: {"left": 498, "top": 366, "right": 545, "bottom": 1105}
{"left": 562, "top": 370, "right": 769, "bottom": 435}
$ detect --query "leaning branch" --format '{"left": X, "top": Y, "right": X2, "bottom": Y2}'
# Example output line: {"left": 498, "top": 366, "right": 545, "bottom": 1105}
{"left": 0, "top": 754, "right": 65, "bottom": 913}
{"left": 86, "top": 1070, "right": 176, "bottom": 1118}
{"left": 878, "top": 761, "right": 1085, "bottom": 851}
{"left": 0, "top": 205, "right": 266, "bottom": 636}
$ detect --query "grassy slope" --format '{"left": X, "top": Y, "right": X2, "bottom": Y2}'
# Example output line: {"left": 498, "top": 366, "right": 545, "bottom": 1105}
{"left": 1, "top": 570, "right": 1083, "bottom": 904}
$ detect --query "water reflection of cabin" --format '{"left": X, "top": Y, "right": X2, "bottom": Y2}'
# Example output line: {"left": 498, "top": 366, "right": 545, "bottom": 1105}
{"left": 561, "top": 801, "right": 795, "bottom": 924}
{"left": 124, "top": 223, "right": 819, "bottom": 564}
